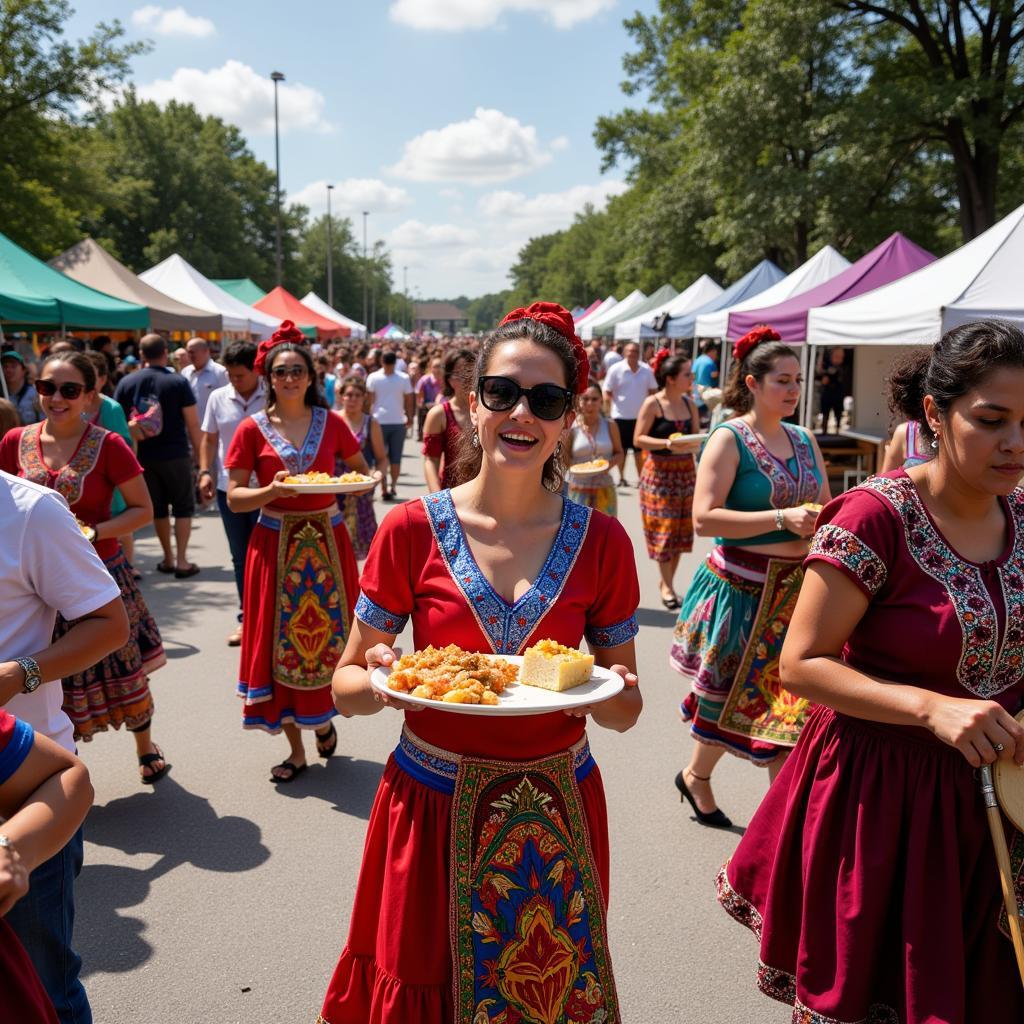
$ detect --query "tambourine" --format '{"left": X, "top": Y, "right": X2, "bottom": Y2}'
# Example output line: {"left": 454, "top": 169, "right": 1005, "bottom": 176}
{"left": 994, "top": 708, "right": 1024, "bottom": 832}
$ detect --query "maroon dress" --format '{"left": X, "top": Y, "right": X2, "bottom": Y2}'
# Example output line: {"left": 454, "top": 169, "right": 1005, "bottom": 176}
{"left": 718, "top": 471, "right": 1024, "bottom": 1023}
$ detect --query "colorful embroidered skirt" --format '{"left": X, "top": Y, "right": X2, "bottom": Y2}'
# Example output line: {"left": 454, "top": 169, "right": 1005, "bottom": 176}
{"left": 719, "top": 706, "right": 1024, "bottom": 1023}
{"left": 236, "top": 508, "right": 359, "bottom": 733}
{"left": 54, "top": 549, "right": 165, "bottom": 741}
{"left": 337, "top": 492, "right": 377, "bottom": 560}
{"left": 566, "top": 472, "right": 617, "bottom": 517}
{"left": 669, "top": 546, "right": 806, "bottom": 763}
{"left": 638, "top": 453, "right": 695, "bottom": 561}
{"left": 319, "top": 727, "right": 616, "bottom": 1024}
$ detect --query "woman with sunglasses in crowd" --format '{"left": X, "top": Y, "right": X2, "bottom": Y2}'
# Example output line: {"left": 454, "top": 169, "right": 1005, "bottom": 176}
{"left": 670, "top": 328, "right": 829, "bottom": 826}
{"left": 0, "top": 352, "right": 170, "bottom": 783}
{"left": 634, "top": 350, "right": 704, "bottom": 609}
{"left": 564, "top": 381, "right": 624, "bottom": 516}
{"left": 225, "top": 323, "right": 378, "bottom": 784}
{"left": 336, "top": 375, "right": 386, "bottom": 559}
{"left": 422, "top": 346, "right": 475, "bottom": 491}
{"left": 318, "top": 304, "right": 642, "bottom": 1024}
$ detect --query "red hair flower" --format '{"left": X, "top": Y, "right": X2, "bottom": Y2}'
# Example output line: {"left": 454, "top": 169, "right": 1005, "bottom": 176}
{"left": 499, "top": 301, "right": 589, "bottom": 393}
{"left": 254, "top": 320, "right": 306, "bottom": 375}
{"left": 733, "top": 325, "right": 781, "bottom": 364}
{"left": 650, "top": 347, "right": 672, "bottom": 378}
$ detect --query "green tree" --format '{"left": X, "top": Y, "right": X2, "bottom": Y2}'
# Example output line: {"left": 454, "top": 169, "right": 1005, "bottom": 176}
{"left": 295, "top": 214, "right": 363, "bottom": 319}
{"left": 466, "top": 291, "right": 513, "bottom": 332}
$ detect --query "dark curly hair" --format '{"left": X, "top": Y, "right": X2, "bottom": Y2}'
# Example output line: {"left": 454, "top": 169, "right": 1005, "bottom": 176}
{"left": 723, "top": 341, "right": 799, "bottom": 415}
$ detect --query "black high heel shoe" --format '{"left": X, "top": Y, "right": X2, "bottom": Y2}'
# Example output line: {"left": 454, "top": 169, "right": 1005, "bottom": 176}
{"left": 674, "top": 770, "right": 733, "bottom": 829}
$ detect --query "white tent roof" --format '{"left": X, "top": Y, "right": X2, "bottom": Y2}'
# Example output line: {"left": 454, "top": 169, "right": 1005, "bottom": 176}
{"left": 573, "top": 295, "right": 617, "bottom": 333}
{"left": 614, "top": 275, "right": 723, "bottom": 340}
{"left": 580, "top": 289, "right": 647, "bottom": 341}
{"left": 139, "top": 255, "right": 279, "bottom": 339}
{"left": 301, "top": 292, "right": 367, "bottom": 338}
{"left": 808, "top": 204, "right": 1024, "bottom": 345}
{"left": 694, "top": 246, "right": 850, "bottom": 339}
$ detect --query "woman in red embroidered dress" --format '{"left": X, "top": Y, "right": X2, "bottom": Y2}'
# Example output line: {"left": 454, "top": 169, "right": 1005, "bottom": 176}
{"left": 422, "top": 346, "right": 474, "bottom": 492}
{"left": 225, "top": 326, "right": 376, "bottom": 783}
{"left": 0, "top": 352, "right": 169, "bottom": 784}
{"left": 320, "top": 305, "right": 642, "bottom": 1024}
{"left": 719, "top": 322, "right": 1024, "bottom": 1022}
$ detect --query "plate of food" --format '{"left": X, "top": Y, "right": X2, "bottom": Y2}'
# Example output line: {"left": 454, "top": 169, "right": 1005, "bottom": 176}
{"left": 370, "top": 640, "right": 624, "bottom": 716}
{"left": 75, "top": 517, "right": 96, "bottom": 543}
{"left": 668, "top": 432, "right": 709, "bottom": 445}
{"left": 568, "top": 458, "right": 610, "bottom": 477}
{"left": 282, "top": 471, "right": 377, "bottom": 494}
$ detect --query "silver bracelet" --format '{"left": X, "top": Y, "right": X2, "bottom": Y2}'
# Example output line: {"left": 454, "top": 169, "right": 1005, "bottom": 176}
{"left": 0, "top": 834, "right": 13, "bottom": 850}
{"left": 774, "top": 508, "right": 785, "bottom": 531}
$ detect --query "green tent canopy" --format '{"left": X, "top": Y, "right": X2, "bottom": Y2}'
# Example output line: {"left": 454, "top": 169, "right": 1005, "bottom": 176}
{"left": 211, "top": 278, "right": 268, "bottom": 306}
{"left": 0, "top": 231, "right": 148, "bottom": 329}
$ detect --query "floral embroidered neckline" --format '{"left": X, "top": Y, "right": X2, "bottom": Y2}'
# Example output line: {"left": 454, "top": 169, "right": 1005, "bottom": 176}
{"left": 253, "top": 407, "right": 326, "bottom": 476}
{"left": 422, "top": 489, "right": 592, "bottom": 654}
{"left": 17, "top": 422, "right": 105, "bottom": 507}
{"left": 727, "top": 419, "right": 819, "bottom": 508}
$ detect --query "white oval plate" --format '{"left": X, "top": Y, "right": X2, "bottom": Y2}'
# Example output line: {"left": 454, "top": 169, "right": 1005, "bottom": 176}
{"left": 370, "top": 655, "right": 624, "bottom": 716}
{"left": 283, "top": 478, "right": 377, "bottom": 494}
{"left": 568, "top": 463, "right": 610, "bottom": 477}
{"left": 668, "top": 433, "right": 709, "bottom": 445}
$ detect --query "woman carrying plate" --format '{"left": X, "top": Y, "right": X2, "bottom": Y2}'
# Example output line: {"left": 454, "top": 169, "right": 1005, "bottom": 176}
{"left": 320, "top": 303, "right": 642, "bottom": 1024}
{"left": 719, "top": 321, "right": 1024, "bottom": 1022}
{"left": 422, "top": 346, "right": 474, "bottom": 492}
{"left": 0, "top": 352, "right": 168, "bottom": 783}
{"left": 565, "top": 381, "right": 623, "bottom": 515}
{"left": 224, "top": 323, "right": 376, "bottom": 784}
{"left": 336, "top": 375, "right": 386, "bottom": 560}
{"left": 669, "top": 327, "right": 829, "bottom": 827}
{"left": 634, "top": 349, "right": 703, "bottom": 609}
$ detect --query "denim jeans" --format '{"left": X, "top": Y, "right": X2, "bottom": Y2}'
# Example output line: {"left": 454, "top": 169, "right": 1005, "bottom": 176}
{"left": 6, "top": 826, "right": 91, "bottom": 1024}
{"left": 217, "top": 489, "right": 259, "bottom": 608}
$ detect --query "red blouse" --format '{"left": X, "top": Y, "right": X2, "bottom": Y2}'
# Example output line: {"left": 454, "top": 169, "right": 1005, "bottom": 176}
{"left": 355, "top": 490, "right": 641, "bottom": 759}
{"left": 807, "top": 471, "right": 1024, "bottom": 712}
{"left": 224, "top": 407, "right": 360, "bottom": 514}
{"left": 0, "top": 423, "right": 142, "bottom": 560}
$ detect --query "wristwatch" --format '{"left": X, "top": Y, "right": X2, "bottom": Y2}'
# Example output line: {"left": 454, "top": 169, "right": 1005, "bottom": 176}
{"left": 15, "top": 656, "right": 42, "bottom": 694}
{"left": 0, "top": 834, "right": 12, "bottom": 851}
{"left": 774, "top": 509, "right": 786, "bottom": 532}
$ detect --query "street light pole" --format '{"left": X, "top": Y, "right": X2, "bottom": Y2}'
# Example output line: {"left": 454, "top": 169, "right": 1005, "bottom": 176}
{"left": 271, "top": 70, "right": 285, "bottom": 286}
{"left": 326, "top": 184, "right": 334, "bottom": 308}
{"left": 362, "top": 210, "right": 369, "bottom": 336}
{"left": 403, "top": 264, "right": 408, "bottom": 330}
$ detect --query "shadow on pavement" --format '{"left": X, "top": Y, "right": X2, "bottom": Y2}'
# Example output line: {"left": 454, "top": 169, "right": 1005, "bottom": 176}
{"left": 272, "top": 755, "right": 384, "bottom": 821}
{"left": 636, "top": 606, "right": 680, "bottom": 628}
{"left": 77, "top": 777, "right": 270, "bottom": 976}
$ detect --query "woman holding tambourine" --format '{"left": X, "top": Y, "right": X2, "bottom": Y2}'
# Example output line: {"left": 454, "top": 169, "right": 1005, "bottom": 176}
{"left": 718, "top": 320, "right": 1024, "bottom": 1022}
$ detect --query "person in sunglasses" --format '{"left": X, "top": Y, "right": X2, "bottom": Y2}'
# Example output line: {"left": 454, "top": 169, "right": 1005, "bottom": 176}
{"left": 224, "top": 323, "right": 378, "bottom": 783}
{"left": 319, "top": 303, "right": 641, "bottom": 1024}
{"left": 0, "top": 352, "right": 170, "bottom": 785}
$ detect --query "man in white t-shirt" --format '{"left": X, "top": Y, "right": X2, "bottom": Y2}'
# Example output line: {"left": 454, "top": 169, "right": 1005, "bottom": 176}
{"left": 366, "top": 352, "right": 414, "bottom": 499}
{"left": 603, "top": 342, "right": 657, "bottom": 485}
{"left": 0, "top": 470, "right": 129, "bottom": 1024}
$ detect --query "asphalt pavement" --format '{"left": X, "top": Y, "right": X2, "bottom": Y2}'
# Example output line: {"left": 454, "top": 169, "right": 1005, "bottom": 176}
{"left": 75, "top": 438, "right": 790, "bottom": 1023}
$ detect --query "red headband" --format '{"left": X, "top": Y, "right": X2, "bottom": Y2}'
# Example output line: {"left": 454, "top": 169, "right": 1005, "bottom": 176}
{"left": 254, "top": 320, "right": 306, "bottom": 375}
{"left": 650, "top": 347, "right": 672, "bottom": 379}
{"left": 498, "top": 302, "right": 589, "bottom": 393}
{"left": 733, "top": 325, "right": 781, "bottom": 364}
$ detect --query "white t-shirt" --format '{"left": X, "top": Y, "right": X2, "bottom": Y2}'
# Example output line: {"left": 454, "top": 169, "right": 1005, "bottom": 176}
{"left": 603, "top": 360, "right": 657, "bottom": 419}
{"left": 201, "top": 383, "right": 266, "bottom": 491}
{"left": 602, "top": 350, "right": 624, "bottom": 374}
{"left": 182, "top": 361, "right": 229, "bottom": 425}
{"left": 0, "top": 472, "right": 121, "bottom": 751}
{"left": 366, "top": 369, "right": 413, "bottom": 425}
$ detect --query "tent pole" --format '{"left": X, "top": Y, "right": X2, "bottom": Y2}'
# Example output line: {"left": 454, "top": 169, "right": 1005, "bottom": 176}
{"left": 803, "top": 345, "right": 816, "bottom": 429}
{"left": 0, "top": 323, "right": 8, "bottom": 400}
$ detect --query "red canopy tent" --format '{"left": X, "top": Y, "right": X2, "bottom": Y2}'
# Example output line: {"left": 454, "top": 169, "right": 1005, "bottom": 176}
{"left": 254, "top": 286, "right": 351, "bottom": 340}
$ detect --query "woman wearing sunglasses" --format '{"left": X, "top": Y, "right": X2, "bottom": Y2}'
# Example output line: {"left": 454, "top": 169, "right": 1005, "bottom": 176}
{"left": 318, "top": 304, "right": 641, "bottom": 1024}
{"left": 225, "top": 324, "right": 378, "bottom": 783}
{"left": 0, "top": 352, "right": 169, "bottom": 783}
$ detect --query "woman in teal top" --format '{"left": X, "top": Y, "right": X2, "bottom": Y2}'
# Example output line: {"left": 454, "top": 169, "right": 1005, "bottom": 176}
{"left": 669, "top": 329, "right": 829, "bottom": 827}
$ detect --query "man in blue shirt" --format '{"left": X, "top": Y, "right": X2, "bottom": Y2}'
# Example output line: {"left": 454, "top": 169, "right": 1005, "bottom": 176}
{"left": 691, "top": 341, "right": 720, "bottom": 428}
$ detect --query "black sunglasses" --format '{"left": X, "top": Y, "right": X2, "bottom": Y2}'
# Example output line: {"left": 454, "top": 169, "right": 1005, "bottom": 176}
{"left": 271, "top": 365, "right": 308, "bottom": 380}
{"left": 478, "top": 375, "right": 573, "bottom": 421}
{"left": 36, "top": 379, "right": 85, "bottom": 400}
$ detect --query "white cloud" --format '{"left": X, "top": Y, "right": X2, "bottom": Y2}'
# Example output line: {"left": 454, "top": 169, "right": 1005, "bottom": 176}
{"left": 390, "top": 0, "right": 615, "bottom": 31}
{"left": 290, "top": 178, "right": 413, "bottom": 217}
{"left": 389, "top": 220, "right": 478, "bottom": 249}
{"left": 477, "top": 180, "right": 628, "bottom": 233}
{"left": 136, "top": 60, "right": 330, "bottom": 134}
{"left": 550, "top": 136, "right": 570, "bottom": 152}
{"left": 388, "top": 107, "right": 554, "bottom": 184}
{"left": 131, "top": 5, "right": 216, "bottom": 38}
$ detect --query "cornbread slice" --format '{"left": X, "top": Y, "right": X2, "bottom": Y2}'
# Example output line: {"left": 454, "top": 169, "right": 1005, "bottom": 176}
{"left": 520, "top": 640, "right": 595, "bottom": 692}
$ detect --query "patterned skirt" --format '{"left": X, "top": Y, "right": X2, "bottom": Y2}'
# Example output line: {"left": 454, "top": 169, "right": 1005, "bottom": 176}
{"left": 54, "top": 549, "right": 165, "bottom": 741}
{"left": 638, "top": 453, "right": 695, "bottom": 561}
{"left": 338, "top": 492, "right": 378, "bottom": 560}
{"left": 566, "top": 471, "right": 617, "bottom": 517}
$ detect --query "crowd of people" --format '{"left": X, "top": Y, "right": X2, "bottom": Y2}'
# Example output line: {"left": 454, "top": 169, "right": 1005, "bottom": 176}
{"left": 0, "top": 307, "right": 1022, "bottom": 1024}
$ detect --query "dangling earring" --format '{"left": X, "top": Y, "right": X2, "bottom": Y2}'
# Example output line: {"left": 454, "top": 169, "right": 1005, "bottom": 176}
{"left": 472, "top": 430, "right": 479, "bottom": 448}
{"left": 931, "top": 436, "right": 939, "bottom": 450}
{"left": 554, "top": 440, "right": 563, "bottom": 459}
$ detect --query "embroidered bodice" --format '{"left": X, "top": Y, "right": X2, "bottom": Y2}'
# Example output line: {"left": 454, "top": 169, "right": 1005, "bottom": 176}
{"left": 252, "top": 407, "right": 327, "bottom": 476}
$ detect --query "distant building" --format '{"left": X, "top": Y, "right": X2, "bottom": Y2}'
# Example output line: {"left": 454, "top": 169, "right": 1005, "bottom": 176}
{"left": 413, "top": 302, "right": 469, "bottom": 335}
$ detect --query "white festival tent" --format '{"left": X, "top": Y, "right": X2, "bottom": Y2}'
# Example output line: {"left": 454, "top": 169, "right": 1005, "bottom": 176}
{"left": 694, "top": 245, "right": 850, "bottom": 339}
{"left": 300, "top": 291, "right": 367, "bottom": 339}
{"left": 580, "top": 289, "right": 647, "bottom": 341}
{"left": 573, "top": 295, "right": 617, "bottom": 335}
{"left": 613, "top": 274, "right": 723, "bottom": 341}
{"left": 139, "top": 255, "right": 279, "bottom": 339}
{"left": 807, "top": 202, "right": 1024, "bottom": 344}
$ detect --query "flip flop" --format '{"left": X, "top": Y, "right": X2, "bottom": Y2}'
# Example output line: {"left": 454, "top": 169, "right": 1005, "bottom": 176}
{"left": 156, "top": 562, "right": 175, "bottom": 574}
{"left": 315, "top": 723, "right": 338, "bottom": 759}
{"left": 174, "top": 564, "right": 200, "bottom": 579}
{"left": 139, "top": 745, "right": 171, "bottom": 784}
{"left": 270, "top": 760, "right": 307, "bottom": 784}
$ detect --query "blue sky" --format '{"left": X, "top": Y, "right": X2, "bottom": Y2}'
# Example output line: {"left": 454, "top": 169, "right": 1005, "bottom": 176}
{"left": 67, "top": 0, "right": 658, "bottom": 306}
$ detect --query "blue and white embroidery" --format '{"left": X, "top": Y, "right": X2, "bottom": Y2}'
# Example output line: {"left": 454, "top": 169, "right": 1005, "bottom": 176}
{"left": 423, "top": 490, "right": 591, "bottom": 655}
{"left": 354, "top": 593, "right": 410, "bottom": 635}
{"left": 253, "top": 407, "right": 327, "bottom": 476}
{"left": 585, "top": 615, "right": 639, "bottom": 648}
